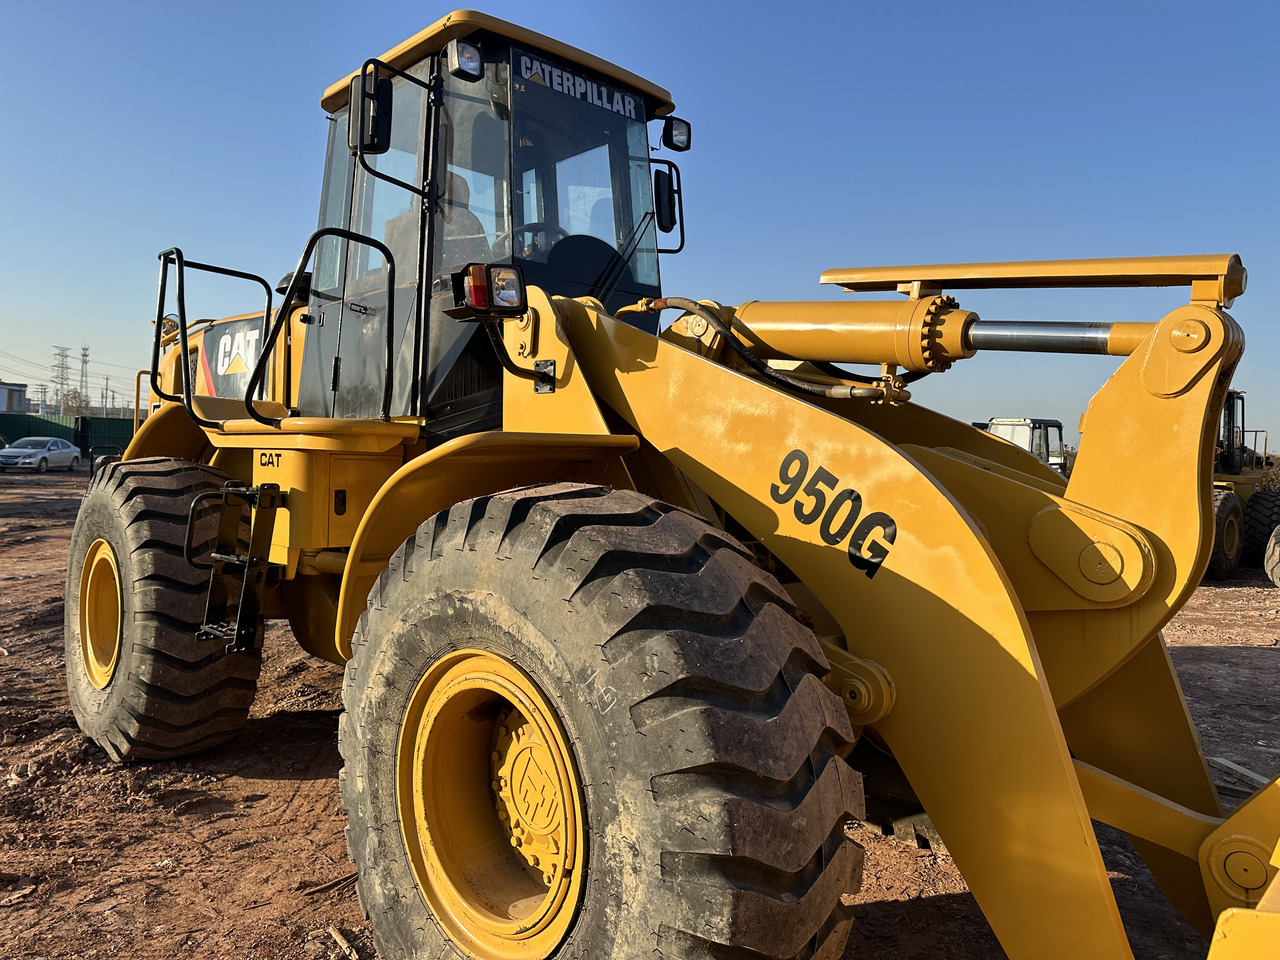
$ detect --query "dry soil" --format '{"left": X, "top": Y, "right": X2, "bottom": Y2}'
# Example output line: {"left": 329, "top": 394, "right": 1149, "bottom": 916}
{"left": 0, "top": 472, "right": 1276, "bottom": 959}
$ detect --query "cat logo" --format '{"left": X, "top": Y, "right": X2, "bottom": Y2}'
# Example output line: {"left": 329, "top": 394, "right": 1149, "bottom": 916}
{"left": 217, "top": 330, "right": 261, "bottom": 376}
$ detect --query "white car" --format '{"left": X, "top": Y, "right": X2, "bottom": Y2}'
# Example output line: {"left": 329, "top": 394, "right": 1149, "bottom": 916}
{"left": 0, "top": 436, "right": 82, "bottom": 472}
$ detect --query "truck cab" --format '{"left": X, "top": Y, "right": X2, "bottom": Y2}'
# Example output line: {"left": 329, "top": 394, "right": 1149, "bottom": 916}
{"left": 976, "top": 417, "right": 1067, "bottom": 475}
{"left": 295, "top": 12, "right": 686, "bottom": 436}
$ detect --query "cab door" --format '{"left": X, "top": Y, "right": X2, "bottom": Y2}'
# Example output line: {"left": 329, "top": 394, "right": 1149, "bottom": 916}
{"left": 298, "top": 65, "right": 431, "bottom": 419}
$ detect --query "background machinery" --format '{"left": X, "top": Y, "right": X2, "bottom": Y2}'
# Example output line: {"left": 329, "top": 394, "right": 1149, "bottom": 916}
{"left": 973, "top": 416, "right": 1070, "bottom": 476}
{"left": 64, "top": 10, "right": 1280, "bottom": 960}
{"left": 1206, "top": 388, "right": 1279, "bottom": 579}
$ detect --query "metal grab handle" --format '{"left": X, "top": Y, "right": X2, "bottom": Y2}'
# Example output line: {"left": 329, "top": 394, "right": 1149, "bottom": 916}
{"left": 183, "top": 489, "right": 225, "bottom": 569}
{"left": 152, "top": 248, "right": 274, "bottom": 431}
{"left": 246, "top": 227, "right": 396, "bottom": 427}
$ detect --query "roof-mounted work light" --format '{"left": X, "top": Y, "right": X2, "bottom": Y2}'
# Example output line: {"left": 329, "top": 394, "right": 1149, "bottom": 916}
{"left": 444, "top": 39, "right": 484, "bottom": 81}
{"left": 662, "top": 116, "right": 692, "bottom": 151}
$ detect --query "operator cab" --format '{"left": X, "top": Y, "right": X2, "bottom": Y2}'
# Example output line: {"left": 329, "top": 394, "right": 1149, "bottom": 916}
{"left": 296, "top": 11, "right": 688, "bottom": 438}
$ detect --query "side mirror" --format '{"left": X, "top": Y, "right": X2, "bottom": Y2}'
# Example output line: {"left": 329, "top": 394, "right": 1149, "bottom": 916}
{"left": 276, "top": 271, "right": 312, "bottom": 303}
{"left": 654, "top": 169, "right": 677, "bottom": 233}
{"left": 348, "top": 73, "right": 392, "bottom": 156}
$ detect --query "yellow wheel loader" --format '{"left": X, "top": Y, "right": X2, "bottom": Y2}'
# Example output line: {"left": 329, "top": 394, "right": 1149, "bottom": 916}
{"left": 63, "top": 10, "right": 1279, "bottom": 959}
{"left": 1206, "top": 388, "right": 1277, "bottom": 579}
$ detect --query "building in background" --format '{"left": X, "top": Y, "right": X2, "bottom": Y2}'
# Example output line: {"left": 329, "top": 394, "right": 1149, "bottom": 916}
{"left": 0, "top": 382, "right": 28, "bottom": 413}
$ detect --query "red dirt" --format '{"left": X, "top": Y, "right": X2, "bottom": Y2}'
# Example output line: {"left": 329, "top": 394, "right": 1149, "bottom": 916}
{"left": 0, "top": 472, "right": 1275, "bottom": 959}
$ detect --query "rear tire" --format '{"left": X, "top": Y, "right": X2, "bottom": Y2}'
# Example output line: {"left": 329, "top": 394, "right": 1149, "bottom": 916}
{"left": 1265, "top": 526, "right": 1280, "bottom": 587}
{"left": 68, "top": 457, "right": 80, "bottom": 472}
{"left": 1204, "top": 489, "right": 1244, "bottom": 581}
{"left": 340, "top": 483, "right": 865, "bottom": 960}
{"left": 1242, "top": 490, "right": 1280, "bottom": 568}
{"left": 64, "top": 458, "right": 262, "bottom": 760}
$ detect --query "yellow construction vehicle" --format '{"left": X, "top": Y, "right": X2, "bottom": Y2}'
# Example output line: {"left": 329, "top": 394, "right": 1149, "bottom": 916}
{"left": 1204, "top": 388, "right": 1278, "bottom": 579}
{"left": 64, "top": 10, "right": 1279, "bottom": 960}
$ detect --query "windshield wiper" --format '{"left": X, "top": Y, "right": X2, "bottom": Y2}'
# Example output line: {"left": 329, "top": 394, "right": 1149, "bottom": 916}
{"left": 588, "top": 210, "right": 654, "bottom": 308}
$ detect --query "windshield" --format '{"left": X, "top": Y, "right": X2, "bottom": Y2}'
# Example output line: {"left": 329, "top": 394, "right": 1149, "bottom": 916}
{"left": 1047, "top": 426, "right": 1064, "bottom": 459}
{"left": 510, "top": 47, "right": 659, "bottom": 308}
{"left": 12, "top": 438, "right": 48, "bottom": 449}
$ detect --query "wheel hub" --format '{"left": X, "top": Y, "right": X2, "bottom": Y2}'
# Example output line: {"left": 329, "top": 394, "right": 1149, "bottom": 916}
{"left": 78, "top": 538, "right": 122, "bottom": 689}
{"left": 1225, "top": 514, "right": 1241, "bottom": 555}
{"left": 398, "top": 650, "right": 584, "bottom": 959}
{"left": 492, "top": 710, "right": 571, "bottom": 888}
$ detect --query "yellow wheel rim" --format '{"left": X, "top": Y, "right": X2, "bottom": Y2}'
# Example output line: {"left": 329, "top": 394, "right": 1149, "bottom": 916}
{"left": 79, "top": 538, "right": 122, "bottom": 689}
{"left": 398, "top": 649, "right": 585, "bottom": 959}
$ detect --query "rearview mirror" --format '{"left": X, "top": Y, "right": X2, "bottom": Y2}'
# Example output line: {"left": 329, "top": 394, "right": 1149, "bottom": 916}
{"left": 348, "top": 73, "right": 392, "bottom": 156}
{"left": 654, "top": 169, "right": 677, "bottom": 234}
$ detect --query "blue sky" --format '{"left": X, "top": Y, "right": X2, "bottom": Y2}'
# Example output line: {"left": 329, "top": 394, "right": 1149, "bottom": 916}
{"left": 2, "top": 1, "right": 1276, "bottom": 441}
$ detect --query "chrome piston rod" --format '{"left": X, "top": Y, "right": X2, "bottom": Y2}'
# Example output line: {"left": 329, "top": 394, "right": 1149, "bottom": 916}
{"left": 966, "top": 320, "right": 1153, "bottom": 356}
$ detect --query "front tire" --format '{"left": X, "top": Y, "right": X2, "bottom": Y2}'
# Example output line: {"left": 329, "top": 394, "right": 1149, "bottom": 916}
{"left": 340, "top": 484, "right": 865, "bottom": 960}
{"left": 1204, "top": 489, "right": 1244, "bottom": 581}
{"left": 64, "top": 458, "right": 262, "bottom": 760}
{"left": 37, "top": 458, "right": 47, "bottom": 473}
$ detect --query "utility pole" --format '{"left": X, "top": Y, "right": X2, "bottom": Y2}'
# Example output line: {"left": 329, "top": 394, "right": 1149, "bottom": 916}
{"left": 52, "top": 346, "right": 71, "bottom": 413}
{"left": 38, "top": 384, "right": 47, "bottom": 415}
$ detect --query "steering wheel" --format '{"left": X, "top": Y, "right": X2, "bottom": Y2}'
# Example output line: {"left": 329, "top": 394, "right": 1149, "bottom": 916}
{"left": 513, "top": 221, "right": 570, "bottom": 258}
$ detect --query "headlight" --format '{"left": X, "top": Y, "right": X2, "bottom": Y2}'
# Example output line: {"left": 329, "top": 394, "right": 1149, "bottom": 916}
{"left": 662, "top": 116, "right": 692, "bottom": 152}
{"left": 446, "top": 263, "right": 527, "bottom": 320}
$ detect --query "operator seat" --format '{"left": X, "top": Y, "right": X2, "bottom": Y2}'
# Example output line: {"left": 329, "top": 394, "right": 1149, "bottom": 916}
{"left": 438, "top": 173, "right": 492, "bottom": 268}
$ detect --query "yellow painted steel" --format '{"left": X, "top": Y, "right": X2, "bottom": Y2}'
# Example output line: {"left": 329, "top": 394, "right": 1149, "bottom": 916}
{"left": 732, "top": 298, "right": 976, "bottom": 371}
{"left": 558, "top": 298, "right": 1133, "bottom": 957}
{"left": 321, "top": 9, "right": 674, "bottom": 117}
{"left": 397, "top": 649, "right": 585, "bottom": 959}
{"left": 333, "top": 432, "right": 637, "bottom": 660}
{"left": 1208, "top": 842, "right": 1280, "bottom": 959}
{"left": 821, "top": 254, "right": 1248, "bottom": 306}
{"left": 526, "top": 280, "right": 1273, "bottom": 958}
{"left": 78, "top": 539, "right": 122, "bottom": 690}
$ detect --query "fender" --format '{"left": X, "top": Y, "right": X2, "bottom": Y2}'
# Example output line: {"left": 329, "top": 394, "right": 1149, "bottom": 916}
{"left": 124, "top": 402, "right": 210, "bottom": 463}
{"left": 333, "top": 431, "right": 638, "bottom": 659}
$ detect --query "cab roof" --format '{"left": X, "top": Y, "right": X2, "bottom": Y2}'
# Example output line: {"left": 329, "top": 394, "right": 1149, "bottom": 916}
{"left": 321, "top": 9, "right": 675, "bottom": 118}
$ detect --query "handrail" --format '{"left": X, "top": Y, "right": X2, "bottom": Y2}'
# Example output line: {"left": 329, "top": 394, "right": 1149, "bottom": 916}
{"left": 152, "top": 249, "right": 274, "bottom": 431}
{"left": 245, "top": 227, "right": 396, "bottom": 428}
{"left": 132, "top": 368, "right": 148, "bottom": 434}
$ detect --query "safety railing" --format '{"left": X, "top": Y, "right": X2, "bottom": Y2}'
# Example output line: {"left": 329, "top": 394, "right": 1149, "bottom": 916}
{"left": 244, "top": 227, "right": 396, "bottom": 428}
{"left": 152, "top": 249, "right": 274, "bottom": 430}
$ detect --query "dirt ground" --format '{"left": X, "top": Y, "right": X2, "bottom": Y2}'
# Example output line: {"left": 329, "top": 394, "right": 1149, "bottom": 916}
{"left": 1, "top": 472, "right": 1276, "bottom": 960}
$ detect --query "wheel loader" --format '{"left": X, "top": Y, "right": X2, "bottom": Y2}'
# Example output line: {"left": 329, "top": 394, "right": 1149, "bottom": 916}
{"left": 1203, "top": 388, "right": 1278, "bottom": 579}
{"left": 63, "top": 10, "right": 1280, "bottom": 960}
